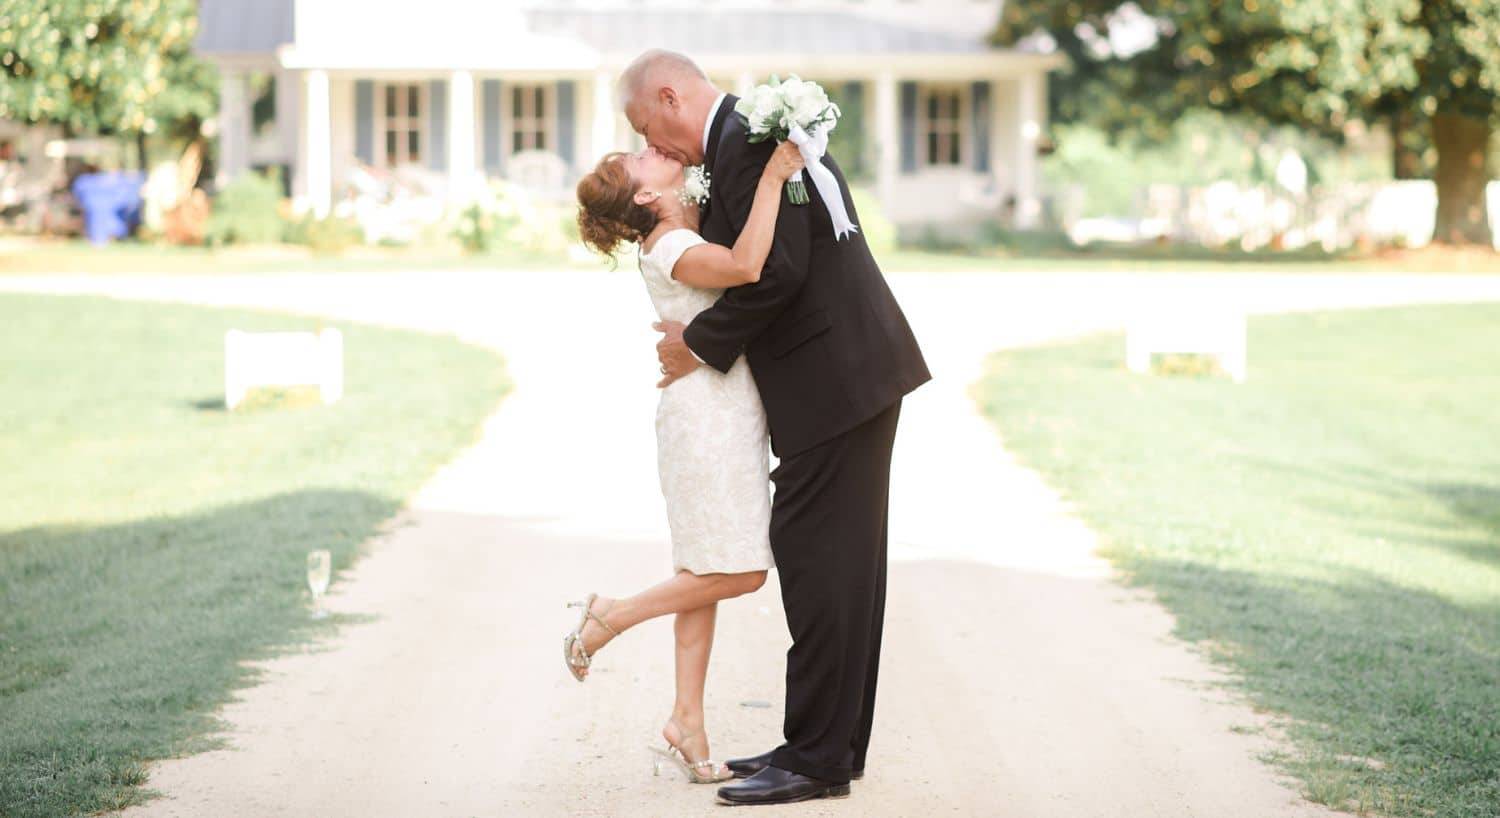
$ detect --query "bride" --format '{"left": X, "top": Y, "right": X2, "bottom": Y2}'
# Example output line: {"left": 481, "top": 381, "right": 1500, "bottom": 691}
{"left": 567, "top": 141, "right": 804, "bottom": 783}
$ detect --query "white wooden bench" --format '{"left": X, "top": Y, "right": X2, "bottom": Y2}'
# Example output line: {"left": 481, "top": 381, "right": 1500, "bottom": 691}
{"left": 225, "top": 328, "right": 344, "bottom": 409}
{"left": 1126, "top": 312, "right": 1247, "bottom": 383}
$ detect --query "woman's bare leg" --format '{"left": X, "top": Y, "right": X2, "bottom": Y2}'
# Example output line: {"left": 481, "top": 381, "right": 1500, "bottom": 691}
{"left": 662, "top": 603, "right": 719, "bottom": 765}
{"left": 575, "top": 569, "right": 765, "bottom": 675}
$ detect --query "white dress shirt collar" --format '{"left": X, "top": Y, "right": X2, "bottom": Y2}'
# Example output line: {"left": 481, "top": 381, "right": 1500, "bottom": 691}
{"left": 702, "top": 91, "right": 727, "bottom": 162}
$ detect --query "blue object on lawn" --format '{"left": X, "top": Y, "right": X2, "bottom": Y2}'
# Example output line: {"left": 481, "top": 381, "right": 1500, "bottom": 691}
{"left": 72, "top": 171, "right": 146, "bottom": 245}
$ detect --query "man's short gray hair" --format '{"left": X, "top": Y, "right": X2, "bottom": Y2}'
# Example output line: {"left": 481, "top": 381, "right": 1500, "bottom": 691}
{"left": 619, "top": 49, "right": 708, "bottom": 108}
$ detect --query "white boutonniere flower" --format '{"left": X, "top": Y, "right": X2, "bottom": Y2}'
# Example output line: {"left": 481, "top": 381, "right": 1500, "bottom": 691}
{"left": 678, "top": 165, "right": 711, "bottom": 207}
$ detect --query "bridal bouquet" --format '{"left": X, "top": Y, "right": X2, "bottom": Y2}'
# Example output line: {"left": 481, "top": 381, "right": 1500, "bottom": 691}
{"left": 734, "top": 75, "right": 859, "bottom": 239}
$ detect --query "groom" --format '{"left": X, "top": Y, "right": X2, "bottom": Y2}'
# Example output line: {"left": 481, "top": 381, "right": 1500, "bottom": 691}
{"left": 622, "top": 50, "right": 930, "bottom": 805}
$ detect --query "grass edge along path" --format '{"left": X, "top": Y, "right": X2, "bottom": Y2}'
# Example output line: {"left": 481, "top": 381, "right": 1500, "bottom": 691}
{"left": 0, "top": 293, "right": 510, "bottom": 817}
{"left": 6, "top": 237, "right": 1500, "bottom": 276}
{"left": 975, "top": 303, "right": 1500, "bottom": 818}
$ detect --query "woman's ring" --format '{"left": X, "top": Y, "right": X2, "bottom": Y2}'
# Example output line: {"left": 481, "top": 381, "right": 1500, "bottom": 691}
{"left": 660, "top": 365, "right": 668, "bottom": 374}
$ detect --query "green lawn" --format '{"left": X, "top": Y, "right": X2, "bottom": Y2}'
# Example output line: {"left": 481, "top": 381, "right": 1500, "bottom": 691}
{"left": 0, "top": 238, "right": 598, "bottom": 274}
{"left": 0, "top": 294, "right": 509, "bottom": 817}
{"left": 975, "top": 304, "right": 1500, "bottom": 818}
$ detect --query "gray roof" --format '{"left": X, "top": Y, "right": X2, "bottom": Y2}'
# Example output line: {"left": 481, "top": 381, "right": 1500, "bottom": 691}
{"left": 525, "top": 9, "right": 990, "bottom": 55}
{"left": 195, "top": 0, "right": 294, "bottom": 55}
{"left": 194, "top": 2, "right": 991, "bottom": 59}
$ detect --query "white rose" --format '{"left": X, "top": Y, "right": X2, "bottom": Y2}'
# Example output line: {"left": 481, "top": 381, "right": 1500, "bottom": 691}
{"left": 753, "top": 85, "right": 781, "bottom": 116}
{"left": 748, "top": 86, "right": 782, "bottom": 134}
{"left": 780, "top": 79, "right": 832, "bottom": 129}
{"left": 777, "top": 80, "right": 808, "bottom": 114}
{"left": 792, "top": 92, "right": 829, "bottom": 128}
{"left": 733, "top": 94, "right": 755, "bottom": 121}
{"left": 777, "top": 77, "right": 806, "bottom": 104}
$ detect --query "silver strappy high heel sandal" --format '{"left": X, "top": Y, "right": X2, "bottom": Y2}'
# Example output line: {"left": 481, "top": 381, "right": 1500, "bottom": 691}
{"left": 562, "top": 593, "right": 619, "bottom": 682}
{"left": 649, "top": 719, "right": 734, "bottom": 784}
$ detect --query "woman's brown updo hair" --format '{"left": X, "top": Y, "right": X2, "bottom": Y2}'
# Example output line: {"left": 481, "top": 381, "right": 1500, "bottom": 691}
{"left": 575, "top": 152, "right": 660, "bottom": 260}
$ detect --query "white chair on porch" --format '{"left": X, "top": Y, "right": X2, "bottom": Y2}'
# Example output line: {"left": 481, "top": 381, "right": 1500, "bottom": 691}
{"left": 505, "top": 150, "right": 571, "bottom": 203}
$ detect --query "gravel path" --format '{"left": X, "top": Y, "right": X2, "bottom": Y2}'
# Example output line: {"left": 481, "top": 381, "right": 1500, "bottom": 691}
{"left": 8, "top": 269, "right": 1498, "bottom": 817}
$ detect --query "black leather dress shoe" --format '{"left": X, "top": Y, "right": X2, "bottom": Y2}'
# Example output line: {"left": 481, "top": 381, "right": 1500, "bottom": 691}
{"left": 725, "top": 750, "right": 774, "bottom": 779}
{"left": 727, "top": 751, "right": 864, "bottom": 781}
{"left": 716, "top": 766, "right": 850, "bottom": 806}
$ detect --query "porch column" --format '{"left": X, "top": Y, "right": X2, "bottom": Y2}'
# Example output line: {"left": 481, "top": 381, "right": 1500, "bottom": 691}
{"left": 448, "top": 69, "right": 478, "bottom": 202}
{"left": 874, "top": 71, "right": 899, "bottom": 209}
{"left": 300, "top": 69, "right": 332, "bottom": 218}
{"left": 735, "top": 71, "right": 756, "bottom": 97}
{"left": 275, "top": 67, "right": 300, "bottom": 165}
{"left": 1013, "top": 71, "right": 1043, "bottom": 229}
{"left": 990, "top": 75, "right": 1010, "bottom": 192}
{"left": 216, "top": 69, "right": 251, "bottom": 187}
{"left": 592, "top": 69, "right": 616, "bottom": 159}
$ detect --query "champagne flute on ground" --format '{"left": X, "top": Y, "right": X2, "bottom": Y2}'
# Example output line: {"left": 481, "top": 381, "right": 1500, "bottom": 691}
{"left": 307, "top": 549, "right": 332, "bottom": 619}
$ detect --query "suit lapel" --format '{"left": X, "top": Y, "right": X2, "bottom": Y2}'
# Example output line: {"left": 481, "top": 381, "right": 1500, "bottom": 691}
{"left": 703, "top": 94, "right": 737, "bottom": 175}
{"left": 700, "top": 94, "right": 739, "bottom": 224}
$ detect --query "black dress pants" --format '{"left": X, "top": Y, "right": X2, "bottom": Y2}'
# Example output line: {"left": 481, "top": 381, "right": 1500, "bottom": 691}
{"left": 766, "top": 399, "right": 901, "bottom": 784}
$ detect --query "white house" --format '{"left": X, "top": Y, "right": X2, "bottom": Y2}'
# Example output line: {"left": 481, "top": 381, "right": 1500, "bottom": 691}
{"left": 196, "top": 0, "right": 1063, "bottom": 231}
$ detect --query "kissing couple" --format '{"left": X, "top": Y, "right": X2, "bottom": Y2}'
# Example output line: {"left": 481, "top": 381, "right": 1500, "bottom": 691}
{"left": 566, "top": 48, "right": 930, "bottom": 807}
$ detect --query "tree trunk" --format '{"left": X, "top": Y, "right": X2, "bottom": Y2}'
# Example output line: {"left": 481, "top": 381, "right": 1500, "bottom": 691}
{"left": 1390, "top": 107, "right": 1424, "bottom": 180}
{"left": 1431, "top": 109, "right": 1493, "bottom": 247}
{"left": 135, "top": 131, "right": 149, "bottom": 172}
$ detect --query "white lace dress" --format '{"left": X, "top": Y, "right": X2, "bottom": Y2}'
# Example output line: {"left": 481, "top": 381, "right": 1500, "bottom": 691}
{"left": 638, "top": 228, "right": 774, "bottom": 575}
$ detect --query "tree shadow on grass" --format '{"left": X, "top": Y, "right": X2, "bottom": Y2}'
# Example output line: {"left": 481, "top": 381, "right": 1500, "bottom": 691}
{"left": 1228, "top": 455, "right": 1410, "bottom": 503}
{"left": 1226, "top": 455, "right": 1500, "bottom": 572}
{"left": 0, "top": 490, "right": 394, "bottom": 818}
{"left": 1123, "top": 554, "right": 1500, "bottom": 817}
{"left": 1409, "top": 481, "right": 1500, "bottom": 570}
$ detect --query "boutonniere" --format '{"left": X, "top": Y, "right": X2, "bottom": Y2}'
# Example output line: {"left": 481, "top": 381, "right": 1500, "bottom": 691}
{"left": 678, "top": 166, "right": 710, "bottom": 207}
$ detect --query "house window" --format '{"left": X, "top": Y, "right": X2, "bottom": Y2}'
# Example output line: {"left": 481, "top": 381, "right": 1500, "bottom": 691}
{"left": 249, "top": 72, "right": 277, "bottom": 137}
{"left": 382, "top": 83, "right": 425, "bottom": 166}
{"left": 921, "top": 87, "right": 964, "bottom": 167}
{"left": 510, "top": 85, "right": 553, "bottom": 154}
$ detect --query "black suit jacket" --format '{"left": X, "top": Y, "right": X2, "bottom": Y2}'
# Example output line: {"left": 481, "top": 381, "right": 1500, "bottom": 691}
{"left": 683, "top": 95, "right": 931, "bottom": 458}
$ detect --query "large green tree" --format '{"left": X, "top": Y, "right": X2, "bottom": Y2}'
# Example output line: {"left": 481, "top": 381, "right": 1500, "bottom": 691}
{"left": 996, "top": 0, "right": 1500, "bottom": 246}
{"left": 0, "top": 0, "right": 216, "bottom": 158}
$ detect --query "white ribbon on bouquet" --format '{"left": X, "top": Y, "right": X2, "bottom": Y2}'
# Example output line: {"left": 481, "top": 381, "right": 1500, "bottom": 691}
{"left": 787, "top": 123, "right": 860, "bottom": 241}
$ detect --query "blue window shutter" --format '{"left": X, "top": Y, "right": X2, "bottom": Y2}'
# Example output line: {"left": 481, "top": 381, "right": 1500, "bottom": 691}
{"left": 971, "top": 81, "right": 991, "bottom": 174}
{"left": 482, "top": 79, "right": 503, "bottom": 174}
{"left": 899, "top": 81, "right": 918, "bottom": 173}
{"left": 556, "top": 80, "right": 576, "bottom": 168}
{"left": 428, "top": 79, "right": 447, "bottom": 171}
{"left": 841, "top": 81, "right": 864, "bottom": 175}
{"left": 354, "top": 80, "right": 374, "bottom": 164}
